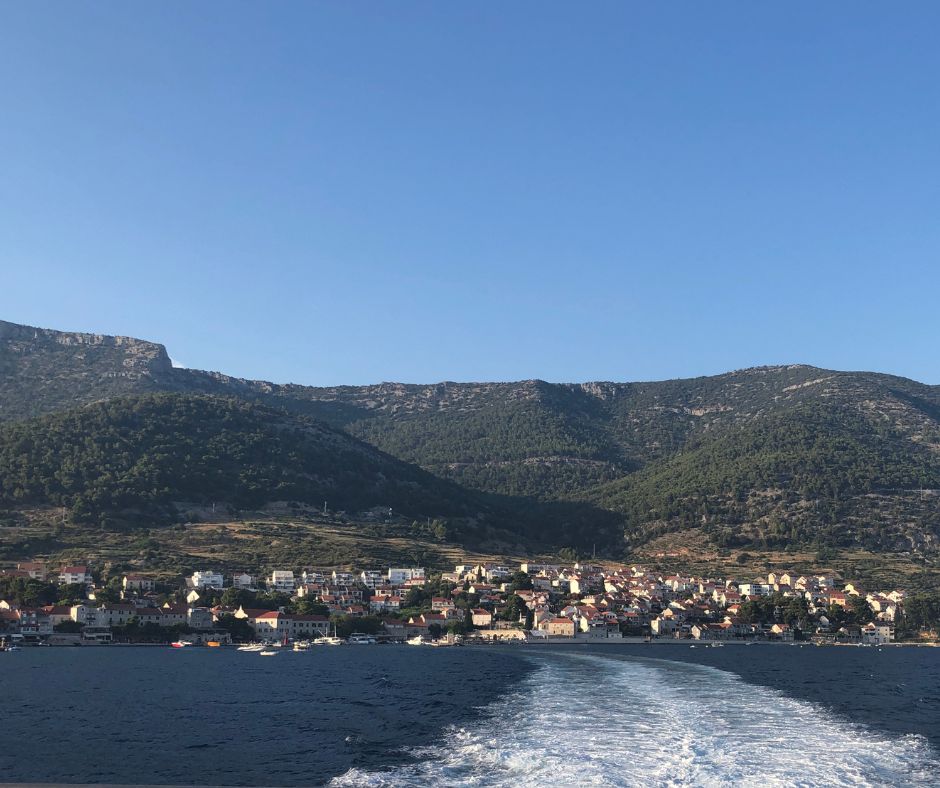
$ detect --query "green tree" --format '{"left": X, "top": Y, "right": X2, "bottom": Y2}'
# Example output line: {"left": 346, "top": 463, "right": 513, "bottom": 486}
{"left": 54, "top": 620, "right": 84, "bottom": 633}
{"left": 220, "top": 587, "right": 257, "bottom": 610}
{"left": 0, "top": 577, "right": 58, "bottom": 607}
{"left": 57, "top": 583, "right": 88, "bottom": 605}
{"left": 290, "top": 598, "right": 329, "bottom": 617}
{"left": 95, "top": 577, "right": 123, "bottom": 606}
{"left": 499, "top": 594, "right": 527, "bottom": 624}
{"left": 331, "top": 615, "right": 383, "bottom": 639}
{"left": 902, "top": 593, "right": 940, "bottom": 632}
{"left": 847, "top": 596, "right": 874, "bottom": 625}
{"left": 508, "top": 571, "right": 533, "bottom": 591}
{"left": 215, "top": 613, "right": 255, "bottom": 642}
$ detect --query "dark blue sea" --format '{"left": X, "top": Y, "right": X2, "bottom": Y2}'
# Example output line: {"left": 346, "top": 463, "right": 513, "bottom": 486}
{"left": 1, "top": 643, "right": 939, "bottom": 786}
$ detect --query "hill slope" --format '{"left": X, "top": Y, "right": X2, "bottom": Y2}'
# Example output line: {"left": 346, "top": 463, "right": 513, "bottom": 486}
{"left": 0, "top": 393, "right": 624, "bottom": 552}
{"left": 0, "top": 394, "right": 496, "bottom": 529}
{"left": 4, "top": 319, "right": 940, "bottom": 500}
{"left": 588, "top": 401, "right": 940, "bottom": 554}
{"left": 2, "top": 319, "right": 939, "bottom": 558}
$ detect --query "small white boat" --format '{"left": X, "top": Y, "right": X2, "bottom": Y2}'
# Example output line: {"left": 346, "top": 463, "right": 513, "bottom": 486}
{"left": 348, "top": 633, "right": 376, "bottom": 645}
{"left": 259, "top": 650, "right": 277, "bottom": 656}
{"left": 293, "top": 641, "right": 311, "bottom": 651}
{"left": 314, "top": 623, "right": 344, "bottom": 646}
{"left": 406, "top": 636, "right": 425, "bottom": 646}
{"left": 170, "top": 640, "right": 193, "bottom": 648}
{"left": 237, "top": 644, "right": 264, "bottom": 652}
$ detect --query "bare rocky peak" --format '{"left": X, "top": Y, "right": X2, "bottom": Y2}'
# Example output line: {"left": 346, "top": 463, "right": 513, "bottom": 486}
{"left": 3, "top": 318, "right": 938, "bottom": 431}
{"left": 0, "top": 319, "right": 174, "bottom": 379}
{"left": 2, "top": 317, "right": 167, "bottom": 353}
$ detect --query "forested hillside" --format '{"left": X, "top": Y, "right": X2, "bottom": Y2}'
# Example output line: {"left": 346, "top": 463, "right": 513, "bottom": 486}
{"left": 2, "top": 319, "right": 939, "bottom": 559}
{"left": 589, "top": 402, "right": 940, "bottom": 554}
{"left": 0, "top": 393, "right": 623, "bottom": 552}
{"left": 0, "top": 395, "right": 493, "bottom": 528}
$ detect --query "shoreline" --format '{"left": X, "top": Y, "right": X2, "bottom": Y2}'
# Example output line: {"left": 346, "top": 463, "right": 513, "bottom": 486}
{"left": 6, "top": 638, "right": 938, "bottom": 650}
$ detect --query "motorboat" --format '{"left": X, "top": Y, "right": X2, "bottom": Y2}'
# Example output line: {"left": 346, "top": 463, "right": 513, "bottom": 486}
{"left": 348, "top": 633, "right": 376, "bottom": 645}
{"left": 170, "top": 640, "right": 193, "bottom": 648}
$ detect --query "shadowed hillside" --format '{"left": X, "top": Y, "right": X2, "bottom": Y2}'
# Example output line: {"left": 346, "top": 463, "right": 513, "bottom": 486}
{"left": 2, "top": 319, "right": 939, "bottom": 560}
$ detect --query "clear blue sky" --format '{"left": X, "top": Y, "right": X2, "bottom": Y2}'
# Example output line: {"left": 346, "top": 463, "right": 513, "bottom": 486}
{"left": 2, "top": 3, "right": 939, "bottom": 385}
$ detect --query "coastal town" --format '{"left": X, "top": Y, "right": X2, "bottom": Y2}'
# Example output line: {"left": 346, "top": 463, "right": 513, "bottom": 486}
{"left": 1, "top": 557, "right": 926, "bottom": 649}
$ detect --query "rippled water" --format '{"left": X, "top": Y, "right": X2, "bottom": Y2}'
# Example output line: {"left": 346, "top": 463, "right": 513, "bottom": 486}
{"left": 0, "top": 646, "right": 524, "bottom": 785}
{"left": 335, "top": 648, "right": 940, "bottom": 786}
{"left": 1, "top": 644, "right": 938, "bottom": 786}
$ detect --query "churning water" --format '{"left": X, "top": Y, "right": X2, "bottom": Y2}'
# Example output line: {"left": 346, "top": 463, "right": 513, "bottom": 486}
{"left": 333, "top": 650, "right": 940, "bottom": 787}
{"left": 1, "top": 645, "right": 938, "bottom": 786}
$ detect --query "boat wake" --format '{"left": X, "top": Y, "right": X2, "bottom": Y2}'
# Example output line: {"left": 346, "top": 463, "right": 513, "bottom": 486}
{"left": 331, "top": 651, "right": 939, "bottom": 787}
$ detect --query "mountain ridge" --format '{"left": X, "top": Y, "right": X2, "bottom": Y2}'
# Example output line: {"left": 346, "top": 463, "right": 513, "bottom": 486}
{"left": 2, "top": 318, "right": 939, "bottom": 562}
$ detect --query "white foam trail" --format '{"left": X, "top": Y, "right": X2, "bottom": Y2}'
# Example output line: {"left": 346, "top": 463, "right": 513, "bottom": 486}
{"left": 331, "top": 652, "right": 939, "bottom": 787}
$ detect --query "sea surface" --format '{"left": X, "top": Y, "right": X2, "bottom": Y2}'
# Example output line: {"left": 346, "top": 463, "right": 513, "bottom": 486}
{"left": 1, "top": 643, "right": 939, "bottom": 786}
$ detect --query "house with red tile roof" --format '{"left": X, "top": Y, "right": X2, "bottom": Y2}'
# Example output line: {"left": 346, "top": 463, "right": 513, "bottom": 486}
{"left": 470, "top": 608, "right": 492, "bottom": 627}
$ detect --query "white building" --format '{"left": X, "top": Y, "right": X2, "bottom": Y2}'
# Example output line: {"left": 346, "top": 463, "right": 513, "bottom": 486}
{"left": 268, "top": 570, "right": 296, "bottom": 593}
{"left": 388, "top": 567, "right": 425, "bottom": 585}
{"left": 484, "top": 565, "right": 512, "bottom": 582}
{"left": 122, "top": 575, "right": 155, "bottom": 593}
{"left": 247, "top": 610, "right": 329, "bottom": 641}
{"left": 70, "top": 604, "right": 97, "bottom": 624}
{"left": 861, "top": 623, "right": 894, "bottom": 645}
{"left": 360, "top": 570, "right": 385, "bottom": 589}
{"left": 58, "top": 565, "right": 92, "bottom": 586}
{"left": 191, "top": 571, "right": 224, "bottom": 590}
{"left": 232, "top": 572, "right": 255, "bottom": 589}
{"left": 520, "top": 562, "right": 560, "bottom": 575}
{"left": 738, "top": 583, "right": 769, "bottom": 597}
{"left": 187, "top": 608, "right": 215, "bottom": 630}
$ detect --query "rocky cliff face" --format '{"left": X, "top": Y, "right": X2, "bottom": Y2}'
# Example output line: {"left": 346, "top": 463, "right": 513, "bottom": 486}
{"left": 0, "top": 320, "right": 175, "bottom": 420}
